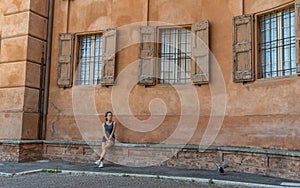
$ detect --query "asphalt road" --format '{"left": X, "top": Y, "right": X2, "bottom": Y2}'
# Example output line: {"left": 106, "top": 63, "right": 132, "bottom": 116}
{"left": 0, "top": 173, "right": 246, "bottom": 188}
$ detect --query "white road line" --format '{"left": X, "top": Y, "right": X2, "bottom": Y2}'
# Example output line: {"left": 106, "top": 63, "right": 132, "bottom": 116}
{"left": 15, "top": 169, "right": 43, "bottom": 176}
{"left": 281, "top": 182, "right": 300, "bottom": 187}
{"left": 35, "top": 160, "right": 50, "bottom": 163}
{"left": 0, "top": 172, "right": 12, "bottom": 177}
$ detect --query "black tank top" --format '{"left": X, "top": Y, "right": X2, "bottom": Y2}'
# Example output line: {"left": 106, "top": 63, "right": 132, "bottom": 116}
{"left": 104, "top": 121, "right": 115, "bottom": 138}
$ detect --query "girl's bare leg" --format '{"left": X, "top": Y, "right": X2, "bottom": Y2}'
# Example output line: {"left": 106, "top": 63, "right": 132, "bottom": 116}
{"left": 99, "top": 141, "right": 114, "bottom": 161}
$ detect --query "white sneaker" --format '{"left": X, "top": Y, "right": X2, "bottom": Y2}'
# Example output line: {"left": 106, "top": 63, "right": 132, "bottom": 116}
{"left": 94, "top": 160, "right": 100, "bottom": 165}
{"left": 98, "top": 161, "right": 103, "bottom": 168}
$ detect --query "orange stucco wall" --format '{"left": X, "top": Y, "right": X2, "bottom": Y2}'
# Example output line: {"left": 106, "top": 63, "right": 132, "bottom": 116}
{"left": 45, "top": 0, "right": 300, "bottom": 150}
{"left": 1, "top": 0, "right": 299, "bottom": 151}
{"left": 0, "top": 0, "right": 48, "bottom": 139}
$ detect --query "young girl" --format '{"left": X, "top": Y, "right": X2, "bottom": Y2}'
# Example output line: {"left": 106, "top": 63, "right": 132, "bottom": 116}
{"left": 95, "top": 111, "right": 116, "bottom": 168}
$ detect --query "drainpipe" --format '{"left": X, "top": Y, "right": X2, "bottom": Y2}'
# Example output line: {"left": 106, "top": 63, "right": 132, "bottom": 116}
{"left": 38, "top": 51, "right": 45, "bottom": 140}
{"left": 147, "top": 0, "right": 149, "bottom": 26}
{"left": 41, "top": 0, "right": 54, "bottom": 140}
{"left": 242, "top": 0, "right": 245, "bottom": 15}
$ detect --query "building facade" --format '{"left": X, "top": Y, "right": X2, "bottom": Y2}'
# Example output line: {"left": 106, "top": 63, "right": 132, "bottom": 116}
{"left": 0, "top": 0, "right": 300, "bottom": 180}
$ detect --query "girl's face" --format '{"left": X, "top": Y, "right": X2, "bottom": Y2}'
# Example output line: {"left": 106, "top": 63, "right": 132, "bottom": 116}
{"left": 106, "top": 113, "right": 112, "bottom": 121}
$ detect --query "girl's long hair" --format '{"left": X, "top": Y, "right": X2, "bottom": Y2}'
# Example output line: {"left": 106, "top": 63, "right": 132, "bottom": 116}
{"left": 105, "top": 111, "right": 112, "bottom": 121}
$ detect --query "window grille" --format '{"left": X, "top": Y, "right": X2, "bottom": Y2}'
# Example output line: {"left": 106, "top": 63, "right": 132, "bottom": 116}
{"left": 259, "top": 7, "right": 296, "bottom": 78}
{"left": 77, "top": 34, "right": 103, "bottom": 85}
{"left": 159, "top": 28, "right": 191, "bottom": 84}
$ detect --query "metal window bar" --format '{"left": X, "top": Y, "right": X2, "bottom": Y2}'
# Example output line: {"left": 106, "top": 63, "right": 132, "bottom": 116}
{"left": 259, "top": 7, "right": 295, "bottom": 78}
{"left": 159, "top": 28, "right": 191, "bottom": 84}
{"left": 78, "top": 34, "right": 103, "bottom": 85}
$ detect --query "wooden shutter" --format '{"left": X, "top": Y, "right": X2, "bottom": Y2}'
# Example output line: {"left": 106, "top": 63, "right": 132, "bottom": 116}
{"left": 296, "top": 1, "right": 300, "bottom": 74}
{"left": 191, "top": 20, "right": 209, "bottom": 84}
{"left": 57, "top": 33, "right": 74, "bottom": 88}
{"left": 232, "top": 14, "right": 254, "bottom": 82}
{"left": 101, "top": 28, "right": 117, "bottom": 86}
{"left": 138, "top": 26, "right": 156, "bottom": 85}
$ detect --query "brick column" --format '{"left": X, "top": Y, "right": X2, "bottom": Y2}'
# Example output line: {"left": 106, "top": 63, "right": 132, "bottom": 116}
{"left": 0, "top": 0, "right": 49, "bottom": 161}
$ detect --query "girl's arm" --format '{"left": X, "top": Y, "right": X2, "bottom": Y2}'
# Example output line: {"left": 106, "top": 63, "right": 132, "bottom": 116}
{"left": 109, "top": 122, "right": 117, "bottom": 139}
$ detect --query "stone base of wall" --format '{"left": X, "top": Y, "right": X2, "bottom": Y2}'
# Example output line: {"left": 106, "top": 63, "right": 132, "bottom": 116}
{"left": 0, "top": 140, "right": 43, "bottom": 162}
{"left": 1, "top": 140, "right": 300, "bottom": 180}
{"left": 165, "top": 149, "right": 300, "bottom": 181}
{"left": 42, "top": 141, "right": 300, "bottom": 180}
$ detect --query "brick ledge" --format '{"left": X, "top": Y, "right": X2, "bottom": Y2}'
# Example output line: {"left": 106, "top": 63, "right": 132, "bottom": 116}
{"left": 1, "top": 140, "right": 300, "bottom": 157}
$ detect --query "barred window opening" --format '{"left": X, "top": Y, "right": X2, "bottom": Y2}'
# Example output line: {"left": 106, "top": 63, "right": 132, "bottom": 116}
{"left": 77, "top": 34, "right": 103, "bottom": 85}
{"left": 159, "top": 28, "right": 191, "bottom": 84}
{"left": 259, "top": 7, "right": 296, "bottom": 78}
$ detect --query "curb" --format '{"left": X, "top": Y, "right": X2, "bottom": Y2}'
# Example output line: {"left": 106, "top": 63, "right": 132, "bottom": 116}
{"left": 0, "top": 172, "right": 12, "bottom": 177}
{"left": 15, "top": 169, "right": 44, "bottom": 176}
{"left": 0, "top": 169, "right": 44, "bottom": 177}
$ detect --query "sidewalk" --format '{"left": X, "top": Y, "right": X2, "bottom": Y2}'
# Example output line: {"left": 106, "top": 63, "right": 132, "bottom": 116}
{"left": 0, "top": 160, "right": 299, "bottom": 187}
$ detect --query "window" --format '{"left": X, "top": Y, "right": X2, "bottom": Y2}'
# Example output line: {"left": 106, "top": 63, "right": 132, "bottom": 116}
{"left": 57, "top": 28, "right": 116, "bottom": 88}
{"left": 233, "top": 5, "right": 298, "bottom": 83}
{"left": 259, "top": 7, "right": 296, "bottom": 78}
{"left": 159, "top": 28, "right": 191, "bottom": 84}
{"left": 77, "top": 34, "right": 103, "bottom": 85}
{"left": 138, "top": 22, "right": 209, "bottom": 86}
